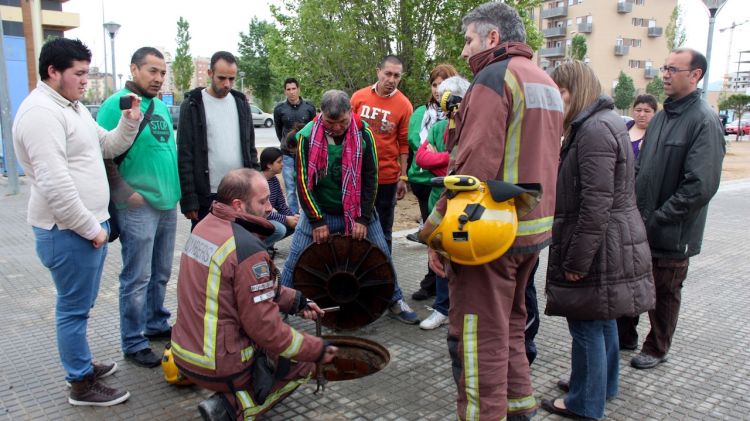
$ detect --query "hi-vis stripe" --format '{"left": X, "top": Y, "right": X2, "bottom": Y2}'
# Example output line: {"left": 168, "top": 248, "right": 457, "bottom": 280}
{"left": 508, "top": 395, "right": 537, "bottom": 412}
{"left": 171, "top": 237, "right": 235, "bottom": 370}
{"left": 236, "top": 373, "right": 312, "bottom": 420}
{"left": 463, "top": 314, "right": 480, "bottom": 421}
{"left": 517, "top": 216, "right": 554, "bottom": 237}
{"left": 503, "top": 72, "right": 525, "bottom": 184}
{"left": 279, "top": 329, "right": 304, "bottom": 359}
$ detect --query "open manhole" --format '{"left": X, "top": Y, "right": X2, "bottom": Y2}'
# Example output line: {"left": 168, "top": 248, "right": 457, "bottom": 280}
{"left": 320, "top": 335, "right": 390, "bottom": 381}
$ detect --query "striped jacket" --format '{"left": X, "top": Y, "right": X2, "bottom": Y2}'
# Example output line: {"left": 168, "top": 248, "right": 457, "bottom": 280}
{"left": 432, "top": 42, "right": 564, "bottom": 254}
{"left": 171, "top": 202, "right": 325, "bottom": 382}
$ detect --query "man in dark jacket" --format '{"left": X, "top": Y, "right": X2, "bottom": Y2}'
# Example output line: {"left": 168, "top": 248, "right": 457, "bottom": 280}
{"left": 178, "top": 51, "right": 259, "bottom": 229}
{"left": 422, "top": 3, "right": 563, "bottom": 420}
{"left": 629, "top": 48, "right": 725, "bottom": 369}
{"left": 273, "top": 77, "right": 317, "bottom": 214}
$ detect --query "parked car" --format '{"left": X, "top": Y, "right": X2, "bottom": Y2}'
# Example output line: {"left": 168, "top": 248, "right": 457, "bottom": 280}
{"left": 85, "top": 104, "right": 101, "bottom": 120}
{"left": 250, "top": 105, "right": 274, "bottom": 128}
{"left": 621, "top": 115, "right": 634, "bottom": 125}
{"left": 726, "top": 119, "right": 750, "bottom": 136}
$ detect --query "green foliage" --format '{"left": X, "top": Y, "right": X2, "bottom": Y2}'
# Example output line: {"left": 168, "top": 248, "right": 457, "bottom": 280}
{"left": 646, "top": 75, "right": 665, "bottom": 103}
{"left": 613, "top": 71, "right": 636, "bottom": 113}
{"left": 238, "top": 18, "right": 277, "bottom": 111}
{"left": 268, "top": 0, "right": 541, "bottom": 106}
{"left": 172, "top": 17, "right": 194, "bottom": 95}
{"left": 718, "top": 93, "right": 750, "bottom": 140}
{"left": 665, "top": 5, "right": 686, "bottom": 52}
{"left": 570, "top": 34, "right": 587, "bottom": 61}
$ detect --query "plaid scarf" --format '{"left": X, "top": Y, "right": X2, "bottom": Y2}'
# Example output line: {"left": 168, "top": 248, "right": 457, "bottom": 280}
{"left": 306, "top": 113, "right": 364, "bottom": 234}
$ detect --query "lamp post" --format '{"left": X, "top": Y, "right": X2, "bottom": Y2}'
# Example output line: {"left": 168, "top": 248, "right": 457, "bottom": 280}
{"left": 103, "top": 21, "right": 121, "bottom": 91}
{"left": 239, "top": 71, "right": 246, "bottom": 94}
{"left": 701, "top": 0, "right": 727, "bottom": 98}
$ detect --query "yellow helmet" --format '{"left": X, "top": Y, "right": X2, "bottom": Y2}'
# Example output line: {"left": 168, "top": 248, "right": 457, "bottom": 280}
{"left": 162, "top": 342, "right": 193, "bottom": 386}
{"left": 425, "top": 176, "right": 542, "bottom": 265}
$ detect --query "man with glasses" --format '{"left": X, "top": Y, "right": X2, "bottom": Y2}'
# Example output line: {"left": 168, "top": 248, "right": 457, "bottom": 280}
{"left": 278, "top": 90, "right": 418, "bottom": 323}
{"left": 630, "top": 48, "right": 725, "bottom": 369}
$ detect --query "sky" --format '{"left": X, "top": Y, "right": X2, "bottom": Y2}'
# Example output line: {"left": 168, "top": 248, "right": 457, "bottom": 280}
{"left": 64, "top": 0, "right": 750, "bottom": 90}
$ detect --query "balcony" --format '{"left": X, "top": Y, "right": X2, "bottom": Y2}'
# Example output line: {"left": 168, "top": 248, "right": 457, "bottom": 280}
{"left": 614, "top": 45, "right": 630, "bottom": 56}
{"left": 617, "top": 2, "right": 633, "bottom": 13}
{"left": 540, "top": 45, "right": 567, "bottom": 58}
{"left": 648, "top": 26, "right": 663, "bottom": 37}
{"left": 543, "top": 26, "right": 567, "bottom": 37}
{"left": 578, "top": 22, "right": 593, "bottom": 33}
{"left": 542, "top": 6, "right": 568, "bottom": 19}
{"left": 644, "top": 67, "right": 659, "bottom": 79}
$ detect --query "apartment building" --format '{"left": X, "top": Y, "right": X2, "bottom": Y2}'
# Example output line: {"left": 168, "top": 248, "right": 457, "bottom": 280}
{"left": 535, "top": 0, "right": 675, "bottom": 97}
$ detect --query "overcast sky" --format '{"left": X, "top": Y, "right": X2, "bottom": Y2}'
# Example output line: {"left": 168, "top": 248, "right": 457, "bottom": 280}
{"left": 64, "top": 0, "right": 750, "bottom": 88}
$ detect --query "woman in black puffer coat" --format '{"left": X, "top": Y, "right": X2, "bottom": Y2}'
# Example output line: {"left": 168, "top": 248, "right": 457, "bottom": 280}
{"left": 541, "top": 61, "right": 655, "bottom": 421}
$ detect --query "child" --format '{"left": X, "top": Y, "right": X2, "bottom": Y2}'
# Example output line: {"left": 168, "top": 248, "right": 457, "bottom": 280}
{"left": 260, "top": 147, "right": 299, "bottom": 249}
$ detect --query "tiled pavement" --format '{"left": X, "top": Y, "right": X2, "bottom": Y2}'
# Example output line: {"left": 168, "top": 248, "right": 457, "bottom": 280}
{"left": 1, "top": 177, "right": 749, "bottom": 421}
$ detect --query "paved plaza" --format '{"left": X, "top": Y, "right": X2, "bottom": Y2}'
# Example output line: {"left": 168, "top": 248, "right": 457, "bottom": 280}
{"left": 1, "top": 176, "right": 749, "bottom": 421}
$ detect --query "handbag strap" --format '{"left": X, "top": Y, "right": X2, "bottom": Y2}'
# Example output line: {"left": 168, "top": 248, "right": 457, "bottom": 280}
{"left": 114, "top": 99, "right": 155, "bottom": 165}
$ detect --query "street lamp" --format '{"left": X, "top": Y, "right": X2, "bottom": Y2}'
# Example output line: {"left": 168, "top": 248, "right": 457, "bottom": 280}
{"left": 701, "top": 0, "right": 727, "bottom": 98}
{"left": 239, "top": 71, "right": 246, "bottom": 94}
{"left": 103, "top": 21, "right": 121, "bottom": 91}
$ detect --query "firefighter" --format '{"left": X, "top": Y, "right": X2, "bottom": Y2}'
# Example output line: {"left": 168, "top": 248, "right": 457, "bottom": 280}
{"left": 171, "top": 168, "right": 337, "bottom": 420}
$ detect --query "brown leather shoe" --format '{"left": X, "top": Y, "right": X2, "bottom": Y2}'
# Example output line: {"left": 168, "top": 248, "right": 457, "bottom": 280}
{"left": 68, "top": 374, "right": 130, "bottom": 407}
{"left": 541, "top": 399, "right": 596, "bottom": 420}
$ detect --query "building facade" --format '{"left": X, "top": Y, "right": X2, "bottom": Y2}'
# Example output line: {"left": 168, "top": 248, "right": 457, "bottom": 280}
{"left": 190, "top": 56, "right": 209, "bottom": 89}
{"left": 534, "top": 0, "right": 675, "bottom": 100}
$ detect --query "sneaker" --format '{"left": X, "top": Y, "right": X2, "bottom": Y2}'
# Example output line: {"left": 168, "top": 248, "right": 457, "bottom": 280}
{"left": 630, "top": 352, "right": 667, "bottom": 369}
{"left": 388, "top": 299, "right": 419, "bottom": 324}
{"left": 419, "top": 310, "right": 448, "bottom": 330}
{"left": 411, "top": 288, "right": 435, "bottom": 301}
{"left": 66, "top": 361, "right": 118, "bottom": 387}
{"left": 124, "top": 348, "right": 162, "bottom": 368}
{"left": 144, "top": 327, "right": 172, "bottom": 341}
{"left": 68, "top": 374, "right": 130, "bottom": 407}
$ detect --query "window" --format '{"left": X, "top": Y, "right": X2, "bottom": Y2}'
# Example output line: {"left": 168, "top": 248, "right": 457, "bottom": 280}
{"left": 587, "top": 15, "right": 593, "bottom": 23}
{"left": 628, "top": 60, "right": 645, "bottom": 68}
{"left": 567, "top": 19, "right": 573, "bottom": 26}
{"left": 576, "top": 16, "right": 582, "bottom": 24}
{"left": 648, "top": 19, "right": 656, "bottom": 28}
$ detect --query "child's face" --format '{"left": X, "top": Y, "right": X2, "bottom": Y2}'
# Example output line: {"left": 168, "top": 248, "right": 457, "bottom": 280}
{"left": 269, "top": 156, "right": 283, "bottom": 175}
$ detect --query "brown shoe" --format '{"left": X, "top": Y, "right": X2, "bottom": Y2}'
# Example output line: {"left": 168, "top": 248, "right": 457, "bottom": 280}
{"left": 66, "top": 361, "right": 118, "bottom": 387}
{"left": 68, "top": 374, "right": 130, "bottom": 407}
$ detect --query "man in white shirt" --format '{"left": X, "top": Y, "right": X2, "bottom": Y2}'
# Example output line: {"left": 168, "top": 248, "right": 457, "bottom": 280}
{"left": 178, "top": 51, "right": 259, "bottom": 229}
{"left": 12, "top": 38, "right": 141, "bottom": 407}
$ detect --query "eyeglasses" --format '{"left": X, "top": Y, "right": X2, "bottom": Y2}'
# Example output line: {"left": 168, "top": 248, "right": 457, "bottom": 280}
{"left": 659, "top": 66, "right": 692, "bottom": 75}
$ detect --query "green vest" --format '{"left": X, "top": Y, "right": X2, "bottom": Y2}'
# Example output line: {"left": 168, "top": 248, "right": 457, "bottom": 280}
{"left": 97, "top": 90, "right": 181, "bottom": 210}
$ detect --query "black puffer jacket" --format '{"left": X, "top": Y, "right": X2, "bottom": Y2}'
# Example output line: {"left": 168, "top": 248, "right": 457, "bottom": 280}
{"left": 545, "top": 96, "right": 654, "bottom": 320}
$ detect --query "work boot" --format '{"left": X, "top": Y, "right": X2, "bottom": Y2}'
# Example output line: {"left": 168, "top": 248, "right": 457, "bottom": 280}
{"left": 411, "top": 288, "right": 435, "bottom": 301}
{"left": 198, "top": 393, "right": 234, "bottom": 421}
{"left": 66, "top": 361, "right": 118, "bottom": 387}
{"left": 68, "top": 374, "right": 130, "bottom": 407}
{"left": 124, "top": 348, "right": 162, "bottom": 368}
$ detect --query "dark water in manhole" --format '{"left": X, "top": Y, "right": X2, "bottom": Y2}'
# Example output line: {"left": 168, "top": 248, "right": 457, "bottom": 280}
{"left": 321, "top": 336, "right": 390, "bottom": 381}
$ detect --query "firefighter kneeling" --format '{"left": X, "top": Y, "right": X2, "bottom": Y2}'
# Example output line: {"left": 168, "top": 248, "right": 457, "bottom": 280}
{"left": 170, "top": 168, "right": 337, "bottom": 420}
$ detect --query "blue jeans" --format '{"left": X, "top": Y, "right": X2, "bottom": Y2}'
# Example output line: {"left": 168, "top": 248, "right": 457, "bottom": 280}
{"left": 279, "top": 212, "right": 404, "bottom": 303}
{"left": 33, "top": 223, "right": 109, "bottom": 382}
{"left": 565, "top": 319, "right": 619, "bottom": 419}
{"left": 117, "top": 203, "right": 177, "bottom": 354}
{"left": 282, "top": 154, "right": 299, "bottom": 214}
{"left": 265, "top": 219, "right": 293, "bottom": 248}
{"left": 374, "top": 183, "right": 397, "bottom": 252}
{"left": 432, "top": 276, "right": 449, "bottom": 316}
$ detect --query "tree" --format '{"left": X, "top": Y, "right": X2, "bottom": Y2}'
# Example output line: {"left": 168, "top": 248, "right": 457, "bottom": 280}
{"left": 665, "top": 4, "right": 686, "bottom": 52}
{"left": 238, "top": 18, "right": 277, "bottom": 111}
{"left": 613, "top": 71, "right": 636, "bottom": 114}
{"left": 268, "top": 0, "right": 542, "bottom": 105}
{"left": 569, "top": 34, "right": 587, "bottom": 61}
{"left": 718, "top": 93, "right": 750, "bottom": 141}
{"left": 646, "top": 75, "right": 665, "bottom": 103}
{"left": 172, "top": 17, "right": 194, "bottom": 98}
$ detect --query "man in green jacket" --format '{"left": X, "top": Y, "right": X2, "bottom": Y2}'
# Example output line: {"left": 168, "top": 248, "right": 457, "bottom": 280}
{"left": 629, "top": 48, "right": 725, "bottom": 369}
{"left": 98, "top": 47, "right": 181, "bottom": 368}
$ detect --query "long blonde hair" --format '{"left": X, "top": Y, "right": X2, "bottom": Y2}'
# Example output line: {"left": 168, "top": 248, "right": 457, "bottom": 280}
{"left": 551, "top": 60, "right": 601, "bottom": 134}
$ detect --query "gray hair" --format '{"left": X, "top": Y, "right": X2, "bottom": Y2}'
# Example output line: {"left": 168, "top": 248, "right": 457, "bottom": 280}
{"left": 437, "top": 76, "right": 471, "bottom": 99}
{"left": 462, "top": 1, "right": 526, "bottom": 44}
{"left": 320, "top": 90, "right": 351, "bottom": 119}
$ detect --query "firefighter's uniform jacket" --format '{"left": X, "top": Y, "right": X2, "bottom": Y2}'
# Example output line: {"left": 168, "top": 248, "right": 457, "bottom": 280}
{"left": 171, "top": 202, "right": 326, "bottom": 420}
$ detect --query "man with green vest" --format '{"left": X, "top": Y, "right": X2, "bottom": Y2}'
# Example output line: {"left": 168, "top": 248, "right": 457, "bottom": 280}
{"left": 98, "top": 47, "right": 181, "bottom": 368}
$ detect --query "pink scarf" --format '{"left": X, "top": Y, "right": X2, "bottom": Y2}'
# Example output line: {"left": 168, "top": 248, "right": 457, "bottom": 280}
{"left": 306, "top": 113, "right": 364, "bottom": 234}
